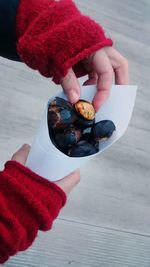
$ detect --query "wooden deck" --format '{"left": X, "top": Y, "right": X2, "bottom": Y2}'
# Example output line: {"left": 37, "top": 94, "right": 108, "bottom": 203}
{"left": 1, "top": 0, "right": 150, "bottom": 266}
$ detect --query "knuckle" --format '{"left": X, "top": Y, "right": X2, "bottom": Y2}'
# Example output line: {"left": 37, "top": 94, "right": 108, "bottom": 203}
{"left": 121, "top": 57, "right": 129, "bottom": 69}
{"left": 65, "top": 73, "right": 73, "bottom": 82}
{"left": 105, "top": 67, "right": 114, "bottom": 81}
{"left": 109, "top": 67, "right": 114, "bottom": 76}
{"left": 63, "top": 70, "right": 74, "bottom": 83}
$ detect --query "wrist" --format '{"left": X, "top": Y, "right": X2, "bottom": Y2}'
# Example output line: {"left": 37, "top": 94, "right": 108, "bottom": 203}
{"left": 4, "top": 160, "right": 67, "bottom": 230}
{"left": 16, "top": 0, "right": 113, "bottom": 82}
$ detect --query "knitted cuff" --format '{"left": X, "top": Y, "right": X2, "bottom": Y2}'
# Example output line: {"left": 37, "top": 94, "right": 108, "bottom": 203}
{"left": 0, "top": 161, "right": 66, "bottom": 264}
{"left": 0, "top": 160, "right": 66, "bottom": 263}
{"left": 16, "top": 0, "right": 113, "bottom": 83}
{"left": 3, "top": 160, "right": 66, "bottom": 230}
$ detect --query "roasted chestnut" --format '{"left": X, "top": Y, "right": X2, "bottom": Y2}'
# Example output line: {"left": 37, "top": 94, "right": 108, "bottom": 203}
{"left": 82, "top": 132, "right": 91, "bottom": 142}
{"left": 74, "top": 116, "right": 95, "bottom": 130}
{"left": 68, "top": 140, "right": 97, "bottom": 157}
{"left": 82, "top": 133, "right": 99, "bottom": 152}
{"left": 90, "top": 140, "right": 99, "bottom": 152}
{"left": 91, "top": 120, "right": 116, "bottom": 141}
{"left": 47, "top": 97, "right": 116, "bottom": 157}
{"left": 47, "top": 97, "right": 77, "bottom": 130}
{"left": 74, "top": 100, "right": 95, "bottom": 120}
{"left": 54, "top": 127, "right": 82, "bottom": 153}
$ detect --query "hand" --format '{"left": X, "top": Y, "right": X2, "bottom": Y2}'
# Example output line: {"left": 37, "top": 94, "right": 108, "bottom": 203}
{"left": 12, "top": 144, "right": 80, "bottom": 196}
{"left": 61, "top": 46, "right": 129, "bottom": 111}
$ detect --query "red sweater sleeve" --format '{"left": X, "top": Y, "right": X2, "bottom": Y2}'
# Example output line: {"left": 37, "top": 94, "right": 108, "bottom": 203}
{"left": 16, "top": 0, "right": 113, "bottom": 83}
{"left": 0, "top": 160, "right": 66, "bottom": 264}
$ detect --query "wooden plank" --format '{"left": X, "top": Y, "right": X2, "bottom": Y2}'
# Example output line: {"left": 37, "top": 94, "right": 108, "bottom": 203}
{"left": 0, "top": 0, "right": 150, "bottom": 266}
{"left": 4, "top": 220, "right": 150, "bottom": 267}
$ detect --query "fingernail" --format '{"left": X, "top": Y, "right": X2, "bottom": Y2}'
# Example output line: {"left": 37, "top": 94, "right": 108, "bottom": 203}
{"left": 68, "top": 90, "right": 79, "bottom": 103}
{"left": 22, "top": 144, "right": 30, "bottom": 151}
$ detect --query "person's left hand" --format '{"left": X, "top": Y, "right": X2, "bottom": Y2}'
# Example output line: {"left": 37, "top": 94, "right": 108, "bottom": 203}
{"left": 61, "top": 46, "right": 129, "bottom": 112}
{"left": 12, "top": 144, "right": 80, "bottom": 196}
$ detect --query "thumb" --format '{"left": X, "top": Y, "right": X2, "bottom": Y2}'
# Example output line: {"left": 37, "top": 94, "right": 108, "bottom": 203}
{"left": 11, "top": 144, "right": 30, "bottom": 165}
{"left": 54, "top": 170, "right": 80, "bottom": 196}
{"left": 61, "top": 68, "right": 80, "bottom": 104}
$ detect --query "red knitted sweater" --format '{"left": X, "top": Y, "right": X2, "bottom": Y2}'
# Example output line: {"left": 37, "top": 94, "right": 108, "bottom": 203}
{"left": 16, "top": 0, "right": 113, "bottom": 83}
{"left": 0, "top": 161, "right": 66, "bottom": 264}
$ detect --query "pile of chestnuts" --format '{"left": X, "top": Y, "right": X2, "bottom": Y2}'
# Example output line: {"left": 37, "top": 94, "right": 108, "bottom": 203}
{"left": 47, "top": 97, "right": 116, "bottom": 157}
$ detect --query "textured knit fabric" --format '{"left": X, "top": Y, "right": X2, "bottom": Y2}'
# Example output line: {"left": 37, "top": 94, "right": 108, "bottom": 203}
{"left": 0, "top": 160, "right": 66, "bottom": 264}
{"left": 16, "top": 0, "right": 113, "bottom": 83}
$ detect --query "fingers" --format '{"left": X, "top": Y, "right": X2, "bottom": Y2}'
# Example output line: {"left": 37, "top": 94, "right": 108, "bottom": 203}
{"left": 61, "top": 48, "right": 128, "bottom": 113}
{"left": 54, "top": 169, "right": 80, "bottom": 196}
{"left": 11, "top": 144, "right": 30, "bottom": 165}
{"left": 91, "top": 50, "right": 113, "bottom": 111}
{"left": 104, "top": 47, "right": 129, "bottom": 84}
{"left": 61, "top": 68, "right": 80, "bottom": 104}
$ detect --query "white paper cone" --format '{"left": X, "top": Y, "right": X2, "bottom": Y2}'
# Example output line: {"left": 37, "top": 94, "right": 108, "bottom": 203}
{"left": 26, "top": 85, "right": 137, "bottom": 181}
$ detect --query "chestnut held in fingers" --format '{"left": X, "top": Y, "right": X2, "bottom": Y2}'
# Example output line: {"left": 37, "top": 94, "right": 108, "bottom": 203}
{"left": 74, "top": 100, "right": 95, "bottom": 120}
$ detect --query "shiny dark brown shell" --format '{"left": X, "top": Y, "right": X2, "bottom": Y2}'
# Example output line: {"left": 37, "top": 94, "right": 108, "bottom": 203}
{"left": 91, "top": 120, "right": 116, "bottom": 141}
{"left": 74, "top": 116, "right": 95, "bottom": 130}
{"left": 54, "top": 127, "right": 82, "bottom": 153}
{"left": 47, "top": 97, "right": 77, "bottom": 130}
{"left": 68, "top": 140, "right": 97, "bottom": 157}
{"left": 82, "top": 133, "right": 99, "bottom": 152}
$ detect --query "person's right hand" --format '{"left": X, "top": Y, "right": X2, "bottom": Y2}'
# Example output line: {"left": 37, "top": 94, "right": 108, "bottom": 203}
{"left": 12, "top": 144, "right": 80, "bottom": 196}
{"left": 61, "top": 46, "right": 129, "bottom": 111}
